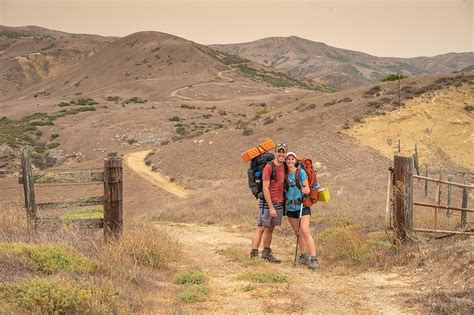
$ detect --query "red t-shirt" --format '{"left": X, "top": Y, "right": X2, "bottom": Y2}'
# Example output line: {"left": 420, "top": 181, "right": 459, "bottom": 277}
{"left": 262, "top": 162, "right": 285, "bottom": 203}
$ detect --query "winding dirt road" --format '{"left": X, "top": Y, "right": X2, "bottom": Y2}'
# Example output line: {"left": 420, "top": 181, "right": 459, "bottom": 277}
{"left": 124, "top": 150, "right": 189, "bottom": 198}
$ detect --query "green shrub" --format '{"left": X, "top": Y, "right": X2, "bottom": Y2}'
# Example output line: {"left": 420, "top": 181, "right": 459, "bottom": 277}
{"left": 30, "top": 120, "right": 54, "bottom": 126}
{"left": 0, "top": 243, "right": 96, "bottom": 273}
{"left": 380, "top": 73, "right": 408, "bottom": 82}
{"left": 242, "top": 128, "right": 253, "bottom": 136}
{"left": 317, "top": 227, "right": 370, "bottom": 263}
{"left": 46, "top": 142, "right": 60, "bottom": 149}
{"left": 176, "top": 127, "right": 187, "bottom": 136}
{"left": 174, "top": 269, "right": 205, "bottom": 285}
{"left": 127, "top": 138, "right": 137, "bottom": 145}
{"left": 236, "top": 271, "right": 287, "bottom": 283}
{"left": 0, "top": 277, "right": 119, "bottom": 313}
{"left": 169, "top": 116, "right": 181, "bottom": 122}
{"left": 57, "top": 102, "right": 70, "bottom": 107}
{"left": 125, "top": 97, "right": 145, "bottom": 104}
{"left": 74, "top": 98, "right": 98, "bottom": 106}
{"left": 180, "top": 104, "right": 195, "bottom": 109}
{"left": 464, "top": 104, "right": 474, "bottom": 112}
{"left": 51, "top": 133, "right": 59, "bottom": 140}
{"left": 175, "top": 285, "right": 209, "bottom": 303}
{"left": 106, "top": 96, "right": 121, "bottom": 102}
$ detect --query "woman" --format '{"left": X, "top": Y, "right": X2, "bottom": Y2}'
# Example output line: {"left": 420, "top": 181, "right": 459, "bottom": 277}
{"left": 285, "top": 152, "right": 320, "bottom": 269}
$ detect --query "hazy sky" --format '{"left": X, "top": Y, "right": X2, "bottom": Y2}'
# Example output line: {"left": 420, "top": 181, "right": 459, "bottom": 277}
{"left": 1, "top": 0, "right": 472, "bottom": 57}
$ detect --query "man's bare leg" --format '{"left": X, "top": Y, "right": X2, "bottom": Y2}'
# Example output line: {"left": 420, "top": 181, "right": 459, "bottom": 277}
{"left": 251, "top": 225, "right": 265, "bottom": 251}
{"left": 261, "top": 226, "right": 281, "bottom": 263}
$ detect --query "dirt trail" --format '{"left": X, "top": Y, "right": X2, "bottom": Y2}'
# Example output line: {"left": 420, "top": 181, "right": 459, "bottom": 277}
{"left": 169, "top": 80, "right": 217, "bottom": 100}
{"left": 124, "top": 150, "right": 417, "bottom": 313}
{"left": 159, "top": 222, "right": 418, "bottom": 314}
{"left": 124, "top": 150, "right": 189, "bottom": 198}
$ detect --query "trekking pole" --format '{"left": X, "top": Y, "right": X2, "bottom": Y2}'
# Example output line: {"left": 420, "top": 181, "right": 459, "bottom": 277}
{"left": 293, "top": 201, "right": 304, "bottom": 266}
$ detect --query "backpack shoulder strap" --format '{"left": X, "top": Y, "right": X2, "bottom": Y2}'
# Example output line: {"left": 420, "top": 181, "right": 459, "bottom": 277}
{"left": 295, "top": 168, "right": 301, "bottom": 190}
{"left": 267, "top": 161, "right": 276, "bottom": 179}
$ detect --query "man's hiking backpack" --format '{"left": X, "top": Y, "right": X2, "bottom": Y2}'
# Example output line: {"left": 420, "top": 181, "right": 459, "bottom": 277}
{"left": 247, "top": 152, "right": 275, "bottom": 199}
{"left": 295, "top": 157, "right": 319, "bottom": 208}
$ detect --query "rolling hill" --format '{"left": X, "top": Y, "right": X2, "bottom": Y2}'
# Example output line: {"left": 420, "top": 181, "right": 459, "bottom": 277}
{"left": 0, "top": 25, "right": 115, "bottom": 96}
{"left": 211, "top": 36, "right": 473, "bottom": 89}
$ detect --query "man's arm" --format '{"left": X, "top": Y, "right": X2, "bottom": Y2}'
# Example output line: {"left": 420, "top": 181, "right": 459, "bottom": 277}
{"left": 262, "top": 180, "right": 277, "bottom": 217}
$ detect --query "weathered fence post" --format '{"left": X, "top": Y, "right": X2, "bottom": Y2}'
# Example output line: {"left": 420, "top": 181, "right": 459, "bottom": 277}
{"left": 433, "top": 171, "right": 441, "bottom": 230}
{"left": 385, "top": 168, "right": 393, "bottom": 229}
{"left": 461, "top": 186, "right": 468, "bottom": 229}
{"left": 424, "top": 165, "right": 428, "bottom": 197}
{"left": 20, "top": 148, "right": 37, "bottom": 226}
{"left": 392, "top": 155, "right": 414, "bottom": 242}
{"left": 447, "top": 175, "right": 453, "bottom": 218}
{"left": 103, "top": 156, "right": 123, "bottom": 240}
{"left": 413, "top": 144, "right": 419, "bottom": 176}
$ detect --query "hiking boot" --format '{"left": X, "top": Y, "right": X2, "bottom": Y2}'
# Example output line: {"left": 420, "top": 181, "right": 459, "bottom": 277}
{"left": 308, "top": 257, "right": 320, "bottom": 270}
{"left": 261, "top": 248, "right": 281, "bottom": 264}
{"left": 297, "top": 253, "right": 309, "bottom": 265}
{"left": 250, "top": 249, "right": 259, "bottom": 259}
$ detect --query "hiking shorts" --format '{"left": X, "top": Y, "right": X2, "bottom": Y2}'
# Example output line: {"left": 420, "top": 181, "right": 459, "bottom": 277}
{"left": 257, "top": 200, "right": 283, "bottom": 227}
{"left": 286, "top": 207, "right": 311, "bottom": 219}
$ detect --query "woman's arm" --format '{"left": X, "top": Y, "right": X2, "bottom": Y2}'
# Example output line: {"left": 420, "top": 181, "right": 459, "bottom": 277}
{"left": 301, "top": 178, "right": 310, "bottom": 195}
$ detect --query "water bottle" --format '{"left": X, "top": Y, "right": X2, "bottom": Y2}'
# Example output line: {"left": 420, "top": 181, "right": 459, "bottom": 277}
{"left": 255, "top": 171, "right": 261, "bottom": 184}
{"left": 310, "top": 181, "right": 319, "bottom": 201}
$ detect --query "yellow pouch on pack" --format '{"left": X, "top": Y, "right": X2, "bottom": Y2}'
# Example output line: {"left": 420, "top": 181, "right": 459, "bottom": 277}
{"left": 317, "top": 188, "right": 330, "bottom": 202}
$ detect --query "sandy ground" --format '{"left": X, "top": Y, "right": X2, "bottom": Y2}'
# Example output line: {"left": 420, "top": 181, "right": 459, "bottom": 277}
{"left": 158, "top": 222, "right": 419, "bottom": 314}
{"left": 348, "top": 85, "right": 474, "bottom": 170}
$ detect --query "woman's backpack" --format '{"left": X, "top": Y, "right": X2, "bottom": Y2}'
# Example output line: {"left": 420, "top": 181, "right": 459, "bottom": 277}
{"left": 295, "top": 157, "right": 319, "bottom": 208}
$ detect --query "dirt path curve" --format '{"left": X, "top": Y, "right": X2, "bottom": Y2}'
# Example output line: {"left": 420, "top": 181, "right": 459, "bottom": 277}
{"left": 160, "top": 222, "right": 417, "bottom": 314}
{"left": 169, "top": 67, "right": 235, "bottom": 99}
{"left": 124, "top": 150, "right": 189, "bottom": 198}
{"left": 169, "top": 79, "right": 217, "bottom": 100}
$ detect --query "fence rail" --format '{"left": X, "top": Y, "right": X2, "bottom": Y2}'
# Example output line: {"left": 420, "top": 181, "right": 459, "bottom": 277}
{"left": 413, "top": 175, "right": 473, "bottom": 189}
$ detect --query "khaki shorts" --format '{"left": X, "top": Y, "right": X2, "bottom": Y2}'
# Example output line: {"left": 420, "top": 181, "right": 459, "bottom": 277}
{"left": 257, "top": 200, "right": 283, "bottom": 227}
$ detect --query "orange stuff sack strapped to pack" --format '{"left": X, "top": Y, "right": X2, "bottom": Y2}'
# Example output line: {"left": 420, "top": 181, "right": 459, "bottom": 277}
{"left": 295, "top": 157, "right": 319, "bottom": 208}
{"left": 241, "top": 139, "right": 275, "bottom": 162}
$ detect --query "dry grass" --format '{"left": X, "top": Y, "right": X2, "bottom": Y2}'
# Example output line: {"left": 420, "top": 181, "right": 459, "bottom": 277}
{"left": 0, "top": 203, "right": 181, "bottom": 313}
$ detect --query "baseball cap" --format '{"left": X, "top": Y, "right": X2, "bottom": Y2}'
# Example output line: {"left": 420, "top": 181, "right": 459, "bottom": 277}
{"left": 286, "top": 152, "right": 297, "bottom": 159}
{"left": 275, "top": 143, "right": 288, "bottom": 153}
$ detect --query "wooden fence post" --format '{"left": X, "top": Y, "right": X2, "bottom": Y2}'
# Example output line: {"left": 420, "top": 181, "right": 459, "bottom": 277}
{"left": 433, "top": 171, "right": 441, "bottom": 230}
{"left": 385, "top": 168, "right": 393, "bottom": 229}
{"left": 103, "top": 156, "right": 123, "bottom": 240}
{"left": 424, "top": 165, "right": 428, "bottom": 197}
{"left": 413, "top": 144, "right": 419, "bottom": 176}
{"left": 461, "top": 186, "right": 468, "bottom": 229}
{"left": 392, "top": 155, "right": 414, "bottom": 242}
{"left": 447, "top": 175, "right": 453, "bottom": 218}
{"left": 20, "top": 148, "right": 37, "bottom": 226}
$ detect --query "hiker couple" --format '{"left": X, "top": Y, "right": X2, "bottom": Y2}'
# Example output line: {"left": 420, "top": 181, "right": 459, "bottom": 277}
{"left": 250, "top": 143, "right": 319, "bottom": 269}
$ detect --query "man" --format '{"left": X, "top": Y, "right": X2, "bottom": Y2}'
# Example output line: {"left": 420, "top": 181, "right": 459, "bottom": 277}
{"left": 250, "top": 143, "right": 287, "bottom": 263}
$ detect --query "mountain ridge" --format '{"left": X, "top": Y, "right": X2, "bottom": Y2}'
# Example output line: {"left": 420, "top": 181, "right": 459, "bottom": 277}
{"left": 210, "top": 36, "right": 473, "bottom": 89}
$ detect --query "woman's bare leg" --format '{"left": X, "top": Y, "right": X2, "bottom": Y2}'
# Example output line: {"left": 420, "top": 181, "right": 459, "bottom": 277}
{"left": 288, "top": 217, "right": 307, "bottom": 252}
{"left": 299, "top": 215, "right": 316, "bottom": 256}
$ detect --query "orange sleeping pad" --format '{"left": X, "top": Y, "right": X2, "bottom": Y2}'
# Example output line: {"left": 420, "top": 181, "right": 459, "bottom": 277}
{"left": 241, "top": 139, "right": 275, "bottom": 162}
